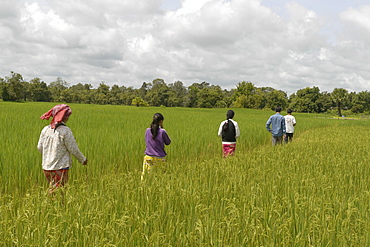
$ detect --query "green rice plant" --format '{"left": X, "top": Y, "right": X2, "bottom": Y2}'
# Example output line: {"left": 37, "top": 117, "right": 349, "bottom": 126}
{"left": 1, "top": 101, "right": 370, "bottom": 246}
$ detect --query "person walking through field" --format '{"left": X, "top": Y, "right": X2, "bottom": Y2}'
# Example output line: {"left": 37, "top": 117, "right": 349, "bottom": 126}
{"left": 141, "top": 113, "right": 171, "bottom": 180}
{"left": 284, "top": 109, "right": 296, "bottom": 143}
{"left": 218, "top": 110, "right": 240, "bottom": 158}
{"left": 266, "top": 107, "right": 286, "bottom": 146}
{"left": 37, "top": 104, "right": 88, "bottom": 196}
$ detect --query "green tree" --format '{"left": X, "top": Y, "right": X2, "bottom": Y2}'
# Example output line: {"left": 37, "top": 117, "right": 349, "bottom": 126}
{"left": 258, "top": 87, "right": 287, "bottom": 110}
{"left": 222, "top": 89, "right": 234, "bottom": 108}
{"left": 49, "top": 77, "right": 69, "bottom": 102}
{"left": 288, "top": 86, "right": 321, "bottom": 113}
{"left": 233, "top": 81, "right": 257, "bottom": 108}
{"left": 91, "top": 83, "right": 110, "bottom": 105}
{"left": 331, "top": 88, "right": 348, "bottom": 116}
{"left": 348, "top": 91, "right": 370, "bottom": 114}
{"left": 131, "top": 97, "right": 148, "bottom": 107}
{"left": 197, "top": 85, "right": 223, "bottom": 108}
{"left": 185, "top": 82, "right": 209, "bottom": 107}
{"left": 67, "top": 83, "right": 81, "bottom": 103}
{"left": 29, "top": 77, "right": 51, "bottom": 102}
{"left": 5, "top": 71, "right": 27, "bottom": 101}
{"left": 168, "top": 81, "right": 187, "bottom": 107}
{"left": 68, "top": 83, "right": 92, "bottom": 103}
{"left": 250, "top": 88, "right": 264, "bottom": 109}
{"left": 121, "top": 86, "right": 137, "bottom": 105}
{"left": 146, "top": 79, "right": 169, "bottom": 106}
{"left": 316, "top": 91, "right": 332, "bottom": 113}
{"left": 109, "top": 84, "right": 124, "bottom": 105}
{"left": 0, "top": 77, "right": 10, "bottom": 101}
{"left": 138, "top": 82, "right": 151, "bottom": 102}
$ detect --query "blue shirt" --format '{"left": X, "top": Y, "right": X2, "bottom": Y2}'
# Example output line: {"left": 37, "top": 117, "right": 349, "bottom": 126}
{"left": 266, "top": 113, "right": 286, "bottom": 137}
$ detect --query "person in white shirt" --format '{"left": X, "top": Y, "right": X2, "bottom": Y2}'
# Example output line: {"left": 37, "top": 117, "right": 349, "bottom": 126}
{"left": 284, "top": 109, "right": 296, "bottom": 143}
{"left": 218, "top": 110, "right": 240, "bottom": 158}
{"left": 38, "top": 104, "right": 87, "bottom": 195}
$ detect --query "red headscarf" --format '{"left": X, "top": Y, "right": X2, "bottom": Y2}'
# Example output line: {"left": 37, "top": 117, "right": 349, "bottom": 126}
{"left": 40, "top": 104, "right": 72, "bottom": 129}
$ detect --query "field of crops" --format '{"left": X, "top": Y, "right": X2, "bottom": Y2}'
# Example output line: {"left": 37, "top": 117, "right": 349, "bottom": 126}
{"left": 1, "top": 101, "right": 370, "bottom": 246}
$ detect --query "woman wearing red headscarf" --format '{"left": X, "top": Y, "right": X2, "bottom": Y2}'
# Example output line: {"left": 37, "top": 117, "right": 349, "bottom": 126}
{"left": 37, "top": 104, "right": 87, "bottom": 195}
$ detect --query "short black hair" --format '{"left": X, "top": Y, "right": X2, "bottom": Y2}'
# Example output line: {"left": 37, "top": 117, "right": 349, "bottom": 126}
{"left": 287, "top": 109, "right": 292, "bottom": 113}
{"left": 226, "top": 110, "right": 235, "bottom": 119}
{"left": 275, "top": 107, "right": 282, "bottom": 112}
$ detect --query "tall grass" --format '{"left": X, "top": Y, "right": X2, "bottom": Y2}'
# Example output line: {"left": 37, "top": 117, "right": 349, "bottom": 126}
{"left": 1, "top": 102, "right": 370, "bottom": 246}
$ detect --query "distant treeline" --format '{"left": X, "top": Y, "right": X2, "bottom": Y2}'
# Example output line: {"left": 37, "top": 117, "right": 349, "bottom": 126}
{"left": 1, "top": 71, "right": 369, "bottom": 116}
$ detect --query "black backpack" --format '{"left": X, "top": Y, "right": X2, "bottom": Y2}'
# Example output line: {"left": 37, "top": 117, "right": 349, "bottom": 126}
{"left": 222, "top": 120, "right": 236, "bottom": 142}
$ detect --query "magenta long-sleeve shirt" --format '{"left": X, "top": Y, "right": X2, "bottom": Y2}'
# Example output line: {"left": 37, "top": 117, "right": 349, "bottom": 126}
{"left": 144, "top": 128, "right": 171, "bottom": 157}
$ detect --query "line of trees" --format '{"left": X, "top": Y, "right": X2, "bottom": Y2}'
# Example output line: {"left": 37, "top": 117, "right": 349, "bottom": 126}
{"left": 1, "top": 71, "right": 370, "bottom": 115}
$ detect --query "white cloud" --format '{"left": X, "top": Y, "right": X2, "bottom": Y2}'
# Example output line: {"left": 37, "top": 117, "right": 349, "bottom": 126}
{"left": 0, "top": 0, "right": 370, "bottom": 95}
{"left": 340, "top": 6, "right": 370, "bottom": 32}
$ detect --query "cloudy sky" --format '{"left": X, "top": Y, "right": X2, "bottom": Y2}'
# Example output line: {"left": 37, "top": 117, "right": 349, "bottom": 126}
{"left": 1, "top": 0, "right": 370, "bottom": 95}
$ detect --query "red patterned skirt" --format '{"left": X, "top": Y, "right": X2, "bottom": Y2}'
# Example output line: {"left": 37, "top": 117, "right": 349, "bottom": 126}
{"left": 43, "top": 169, "right": 69, "bottom": 189}
{"left": 222, "top": 143, "right": 236, "bottom": 158}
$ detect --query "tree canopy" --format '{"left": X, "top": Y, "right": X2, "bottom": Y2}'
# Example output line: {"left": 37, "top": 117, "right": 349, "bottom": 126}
{"left": 1, "top": 71, "right": 368, "bottom": 114}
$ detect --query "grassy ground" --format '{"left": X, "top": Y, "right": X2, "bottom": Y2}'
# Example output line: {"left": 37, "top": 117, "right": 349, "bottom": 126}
{"left": 1, "top": 102, "right": 370, "bottom": 246}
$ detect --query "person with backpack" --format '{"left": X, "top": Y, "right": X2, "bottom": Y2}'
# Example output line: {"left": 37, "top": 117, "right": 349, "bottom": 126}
{"left": 218, "top": 110, "right": 240, "bottom": 158}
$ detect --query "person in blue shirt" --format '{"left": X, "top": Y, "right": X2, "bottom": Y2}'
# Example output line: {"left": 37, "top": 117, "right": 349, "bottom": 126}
{"left": 266, "top": 107, "right": 286, "bottom": 146}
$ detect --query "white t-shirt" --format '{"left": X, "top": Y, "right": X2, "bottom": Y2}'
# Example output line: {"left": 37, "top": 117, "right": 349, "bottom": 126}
{"left": 284, "top": 115, "right": 296, "bottom": 133}
{"left": 37, "top": 124, "right": 86, "bottom": 170}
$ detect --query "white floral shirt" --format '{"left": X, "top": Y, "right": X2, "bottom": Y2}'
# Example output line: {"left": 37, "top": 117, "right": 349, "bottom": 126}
{"left": 37, "top": 124, "right": 86, "bottom": 170}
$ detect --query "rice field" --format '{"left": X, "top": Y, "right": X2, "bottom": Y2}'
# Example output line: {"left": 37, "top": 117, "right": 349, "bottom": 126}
{"left": 1, "top": 101, "right": 370, "bottom": 246}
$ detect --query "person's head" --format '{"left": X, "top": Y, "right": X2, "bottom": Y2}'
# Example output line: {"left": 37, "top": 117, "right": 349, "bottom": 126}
{"left": 287, "top": 109, "right": 293, "bottom": 114}
{"left": 152, "top": 113, "right": 164, "bottom": 127}
{"left": 275, "top": 107, "right": 282, "bottom": 113}
{"left": 223, "top": 110, "right": 235, "bottom": 132}
{"left": 150, "top": 113, "right": 164, "bottom": 139}
{"left": 226, "top": 110, "right": 235, "bottom": 120}
{"left": 40, "top": 104, "right": 72, "bottom": 128}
